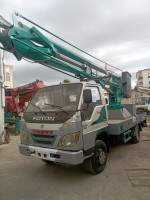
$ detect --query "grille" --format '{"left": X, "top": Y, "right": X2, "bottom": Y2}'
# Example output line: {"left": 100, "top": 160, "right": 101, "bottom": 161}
{"left": 31, "top": 134, "right": 56, "bottom": 147}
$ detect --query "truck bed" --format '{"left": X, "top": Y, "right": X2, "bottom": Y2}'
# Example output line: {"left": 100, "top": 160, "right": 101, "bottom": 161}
{"left": 108, "top": 112, "right": 147, "bottom": 136}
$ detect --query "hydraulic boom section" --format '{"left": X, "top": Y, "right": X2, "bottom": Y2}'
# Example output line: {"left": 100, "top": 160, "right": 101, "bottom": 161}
{"left": 0, "top": 12, "right": 131, "bottom": 109}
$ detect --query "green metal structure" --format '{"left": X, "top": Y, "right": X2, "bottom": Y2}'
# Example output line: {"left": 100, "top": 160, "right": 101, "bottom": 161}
{"left": 0, "top": 12, "right": 126, "bottom": 109}
{"left": 4, "top": 115, "right": 20, "bottom": 135}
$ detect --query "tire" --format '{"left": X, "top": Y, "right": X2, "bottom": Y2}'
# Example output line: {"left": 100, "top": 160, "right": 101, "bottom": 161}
{"left": 85, "top": 140, "right": 107, "bottom": 174}
{"left": 131, "top": 125, "right": 140, "bottom": 144}
{"left": 41, "top": 159, "right": 54, "bottom": 165}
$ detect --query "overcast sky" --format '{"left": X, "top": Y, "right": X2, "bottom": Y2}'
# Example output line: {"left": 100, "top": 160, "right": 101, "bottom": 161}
{"left": 1, "top": 0, "right": 150, "bottom": 88}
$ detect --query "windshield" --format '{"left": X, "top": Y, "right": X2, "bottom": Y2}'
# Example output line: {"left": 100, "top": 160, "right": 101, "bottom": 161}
{"left": 26, "top": 83, "right": 82, "bottom": 113}
{"left": 136, "top": 97, "right": 150, "bottom": 105}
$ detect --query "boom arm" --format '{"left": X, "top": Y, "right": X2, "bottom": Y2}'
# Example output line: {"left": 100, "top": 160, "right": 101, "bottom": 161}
{"left": 0, "top": 12, "right": 128, "bottom": 109}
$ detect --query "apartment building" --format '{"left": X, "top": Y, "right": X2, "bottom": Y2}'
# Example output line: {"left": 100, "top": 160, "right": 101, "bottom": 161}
{"left": 136, "top": 68, "right": 150, "bottom": 88}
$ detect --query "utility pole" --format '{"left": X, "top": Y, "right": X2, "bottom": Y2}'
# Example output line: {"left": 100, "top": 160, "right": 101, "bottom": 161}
{"left": 0, "top": 27, "right": 5, "bottom": 144}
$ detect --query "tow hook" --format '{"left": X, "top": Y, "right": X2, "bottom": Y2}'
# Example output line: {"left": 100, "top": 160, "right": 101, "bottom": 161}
{"left": 27, "top": 149, "right": 35, "bottom": 154}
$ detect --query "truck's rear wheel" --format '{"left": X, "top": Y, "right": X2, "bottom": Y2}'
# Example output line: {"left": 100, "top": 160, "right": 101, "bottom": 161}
{"left": 131, "top": 125, "right": 140, "bottom": 144}
{"left": 85, "top": 140, "right": 107, "bottom": 174}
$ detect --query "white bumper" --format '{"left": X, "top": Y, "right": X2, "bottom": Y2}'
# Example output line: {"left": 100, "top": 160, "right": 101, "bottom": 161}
{"left": 19, "top": 144, "right": 83, "bottom": 165}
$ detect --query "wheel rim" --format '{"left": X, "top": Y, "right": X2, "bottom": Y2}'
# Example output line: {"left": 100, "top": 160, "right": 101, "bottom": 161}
{"left": 96, "top": 148, "right": 106, "bottom": 165}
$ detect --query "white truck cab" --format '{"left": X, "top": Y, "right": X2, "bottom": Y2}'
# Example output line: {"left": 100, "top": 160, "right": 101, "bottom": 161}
{"left": 19, "top": 82, "right": 109, "bottom": 174}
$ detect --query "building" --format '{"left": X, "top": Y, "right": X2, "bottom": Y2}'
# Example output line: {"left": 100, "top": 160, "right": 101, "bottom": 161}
{"left": 0, "top": 15, "right": 12, "bottom": 143}
{"left": 136, "top": 68, "right": 150, "bottom": 88}
{"left": 0, "top": 16, "right": 14, "bottom": 89}
{"left": 4, "top": 65, "right": 14, "bottom": 88}
{"left": 121, "top": 87, "right": 150, "bottom": 104}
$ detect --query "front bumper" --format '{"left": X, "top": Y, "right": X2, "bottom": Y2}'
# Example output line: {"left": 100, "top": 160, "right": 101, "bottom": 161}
{"left": 19, "top": 144, "right": 83, "bottom": 165}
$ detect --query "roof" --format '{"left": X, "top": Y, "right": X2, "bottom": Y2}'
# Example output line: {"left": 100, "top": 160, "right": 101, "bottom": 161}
{"left": 136, "top": 68, "right": 150, "bottom": 76}
{"left": 136, "top": 68, "right": 150, "bottom": 73}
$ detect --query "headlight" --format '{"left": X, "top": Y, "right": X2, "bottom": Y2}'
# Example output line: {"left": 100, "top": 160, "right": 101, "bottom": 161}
{"left": 20, "top": 129, "right": 30, "bottom": 144}
{"left": 57, "top": 132, "right": 79, "bottom": 147}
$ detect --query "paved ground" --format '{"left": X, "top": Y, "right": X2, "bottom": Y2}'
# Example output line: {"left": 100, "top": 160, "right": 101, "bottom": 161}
{"left": 0, "top": 116, "right": 150, "bottom": 200}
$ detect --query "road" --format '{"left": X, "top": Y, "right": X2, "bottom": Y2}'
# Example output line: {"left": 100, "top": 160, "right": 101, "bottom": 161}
{"left": 0, "top": 117, "right": 150, "bottom": 200}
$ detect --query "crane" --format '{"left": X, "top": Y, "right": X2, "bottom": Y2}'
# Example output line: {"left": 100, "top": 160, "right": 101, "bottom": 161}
{"left": 5, "top": 80, "right": 44, "bottom": 134}
{"left": 0, "top": 12, "right": 131, "bottom": 110}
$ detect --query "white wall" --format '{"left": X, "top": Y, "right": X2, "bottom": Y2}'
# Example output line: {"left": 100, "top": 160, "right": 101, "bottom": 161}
{"left": 143, "top": 70, "right": 150, "bottom": 88}
{"left": 137, "top": 69, "right": 150, "bottom": 88}
{"left": 0, "top": 28, "right": 5, "bottom": 144}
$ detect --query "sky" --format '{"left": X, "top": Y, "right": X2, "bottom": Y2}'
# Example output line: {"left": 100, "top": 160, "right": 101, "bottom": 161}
{"left": 1, "top": 0, "right": 150, "bottom": 88}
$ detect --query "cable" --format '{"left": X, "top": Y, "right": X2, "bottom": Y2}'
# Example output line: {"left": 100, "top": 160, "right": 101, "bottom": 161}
{"left": 15, "top": 12, "right": 123, "bottom": 72}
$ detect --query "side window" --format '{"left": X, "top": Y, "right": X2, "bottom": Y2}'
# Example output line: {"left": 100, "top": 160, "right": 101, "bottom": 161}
{"left": 86, "top": 87, "right": 101, "bottom": 104}
{"left": 82, "top": 86, "right": 102, "bottom": 121}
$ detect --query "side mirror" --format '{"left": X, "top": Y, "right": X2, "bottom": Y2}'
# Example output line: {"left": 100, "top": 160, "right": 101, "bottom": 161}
{"left": 83, "top": 89, "right": 92, "bottom": 104}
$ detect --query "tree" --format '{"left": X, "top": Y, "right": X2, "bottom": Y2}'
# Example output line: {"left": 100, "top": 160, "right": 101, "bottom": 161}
{"left": 63, "top": 79, "right": 71, "bottom": 83}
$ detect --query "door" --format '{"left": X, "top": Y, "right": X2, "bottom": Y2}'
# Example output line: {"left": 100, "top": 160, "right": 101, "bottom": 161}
{"left": 82, "top": 86, "right": 107, "bottom": 150}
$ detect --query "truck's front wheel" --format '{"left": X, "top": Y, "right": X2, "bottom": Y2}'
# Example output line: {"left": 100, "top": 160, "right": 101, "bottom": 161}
{"left": 85, "top": 140, "right": 107, "bottom": 174}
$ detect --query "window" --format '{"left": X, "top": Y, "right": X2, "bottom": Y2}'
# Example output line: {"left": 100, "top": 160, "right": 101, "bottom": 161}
{"left": 139, "top": 81, "right": 143, "bottom": 85}
{"left": 86, "top": 87, "right": 101, "bottom": 103}
{"left": 138, "top": 71, "right": 143, "bottom": 76}
{"left": 27, "top": 83, "right": 82, "bottom": 112}
{"left": 25, "top": 83, "right": 83, "bottom": 124}
{"left": 138, "top": 76, "right": 143, "bottom": 80}
{"left": 6, "top": 75, "right": 10, "bottom": 81}
{"left": 5, "top": 67, "right": 10, "bottom": 73}
{"left": 82, "top": 86, "right": 102, "bottom": 120}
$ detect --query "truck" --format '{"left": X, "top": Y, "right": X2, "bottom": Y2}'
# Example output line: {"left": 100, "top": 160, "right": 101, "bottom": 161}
{"left": 135, "top": 87, "right": 150, "bottom": 114}
{"left": 0, "top": 12, "right": 147, "bottom": 174}
{"left": 136, "top": 96, "right": 150, "bottom": 114}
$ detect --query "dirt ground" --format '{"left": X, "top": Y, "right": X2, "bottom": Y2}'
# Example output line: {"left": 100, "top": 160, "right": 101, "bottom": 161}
{"left": 0, "top": 116, "right": 150, "bottom": 200}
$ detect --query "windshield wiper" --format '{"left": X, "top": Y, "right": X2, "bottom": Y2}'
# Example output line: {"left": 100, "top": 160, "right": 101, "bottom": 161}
{"left": 44, "top": 103, "right": 68, "bottom": 114}
{"left": 31, "top": 102, "right": 46, "bottom": 114}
